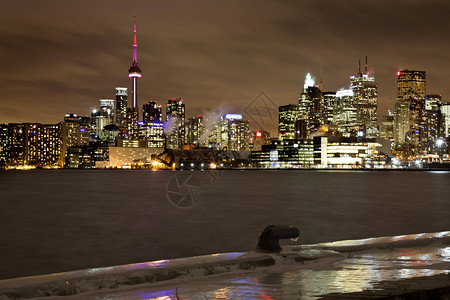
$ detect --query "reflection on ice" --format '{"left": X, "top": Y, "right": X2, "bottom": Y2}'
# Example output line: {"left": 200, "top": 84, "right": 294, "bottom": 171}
{"left": 169, "top": 245, "right": 450, "bottom": 299}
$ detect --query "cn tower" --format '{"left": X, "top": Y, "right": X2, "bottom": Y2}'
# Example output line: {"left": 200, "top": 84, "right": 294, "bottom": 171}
{"left": 128, "top": 17, "right": 141, "bottom": 136}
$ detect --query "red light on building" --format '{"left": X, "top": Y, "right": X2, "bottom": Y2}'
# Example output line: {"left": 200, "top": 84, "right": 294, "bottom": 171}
{"left": 256, "top": 131, "right": 262, "bottom": 137}
{"left": 397, "top": 71, "right": 401, "bottom": 77}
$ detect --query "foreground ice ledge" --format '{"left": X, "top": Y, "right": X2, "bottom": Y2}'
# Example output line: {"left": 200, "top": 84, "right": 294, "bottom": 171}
{"left": 0, "top": 231, "right": 449, "bottom": 299}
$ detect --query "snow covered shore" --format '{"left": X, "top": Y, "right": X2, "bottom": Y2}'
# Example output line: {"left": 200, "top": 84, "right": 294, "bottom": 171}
{"left": 0, "top": 231, "right": 448, "bottom": 299}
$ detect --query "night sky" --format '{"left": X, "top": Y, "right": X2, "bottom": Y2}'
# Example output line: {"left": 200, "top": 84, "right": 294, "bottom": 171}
{"left": 2, "top": 0, "right": 450, "bottom": 134}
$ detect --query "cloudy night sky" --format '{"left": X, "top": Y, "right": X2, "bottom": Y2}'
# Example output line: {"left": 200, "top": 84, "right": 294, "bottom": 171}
{"left": 1, "top": 0, "right": 450, "bottom": 134}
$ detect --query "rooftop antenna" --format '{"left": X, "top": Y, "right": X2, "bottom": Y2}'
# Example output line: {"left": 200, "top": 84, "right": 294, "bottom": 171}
{"left": 320, "top": 60, "right": 323, "bottom": 90}
{"left": 358, "top": 59, "right": 361, "bottom": 74}
{"left": 365, "top": 55, "right": 368, "bottom": 73}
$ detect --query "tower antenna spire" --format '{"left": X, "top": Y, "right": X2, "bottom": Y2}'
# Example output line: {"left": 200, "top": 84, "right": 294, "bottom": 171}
{"left": 365, "top": 55, "right": 368, "bottom": 73}
{"left": 133, "top": 15, "right": 137, "bottom": 64}
{"left": 358, "top": 59, "right": 361, "bottom": 74}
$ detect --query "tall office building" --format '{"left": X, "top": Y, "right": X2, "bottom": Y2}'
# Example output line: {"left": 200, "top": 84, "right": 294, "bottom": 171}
{"left": 380, "top": 112, "right": 394, "bottom": 140}
{"left": 37, "top": 124, "right": 62, "bottom": 166}
{"left": 442, "top": 103, "right": 450, "bottom": 138}
{"left": 0, "top": 124, "right": 9, "bottom": 163}
{"left": 143, "top": 101, "right": 163, "bottom": 123}
{"left": 422, "top": 94, "right": 442, "bottom": 154}
{"left": 187, "top": 115, "right": 205, "bottom": 146}
{"left": 115, "top": 87, "right": 128, "bottom": 128}
{"left": 128, "top": 17, "right": 142, "bottom": 138}
{"left": 278, "top": 104, "right": 299, "bottom": 140}
{"left": 0, "top": 123, "right": 61, "bottom": 167}
{"left": 298, "top": 73, "right": 324, "bottom": 136}
{"left": 166, "top": 98, "right": 185, "bottom": 149}
{"left": 333, "top": 89, "right": 357, "bottom": 137}
{"left": 396, "top": 70, "right": 426, "bottom": 151}
{"left": 139, "top": 121, "right": 165, "bottom": 148}
{"left": 225, "top": 115, "right": 250, "bottom": 151}
{"left": 350, "top": 58, "right": 378, "bottom": 137}
{"left": 394, "top": 102, "right": 411, "bottom": 146}
{"left": 323, "top": 92, "right": 336, "bottom": 125}
{"left": 100, "top": 99, "right": 115, "bottom": 125}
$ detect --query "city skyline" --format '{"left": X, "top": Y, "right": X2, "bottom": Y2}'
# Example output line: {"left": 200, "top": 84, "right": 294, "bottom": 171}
{"left": 2, "top": 1, "right": 450, "bottom": 135}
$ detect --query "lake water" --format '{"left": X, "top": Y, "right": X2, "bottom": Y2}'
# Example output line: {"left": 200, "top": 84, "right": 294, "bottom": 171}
{"left": 0, "top": 169, "right": 449, "bottom": 280}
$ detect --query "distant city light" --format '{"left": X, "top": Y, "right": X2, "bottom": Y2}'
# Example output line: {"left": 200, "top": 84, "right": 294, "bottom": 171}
{"left": 225, "top": 114, "right": 242, "bottom": 120}
{"left": 304, "top": 73, "right": 315, "bottom": 89}
{"left": 256, "top": 131, "right": 262, "bottom": 137}
{"left": 336, "top": 89, "right": 354, "bottom": 97}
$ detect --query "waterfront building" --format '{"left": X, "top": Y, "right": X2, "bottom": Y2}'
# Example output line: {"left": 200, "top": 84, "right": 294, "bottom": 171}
{"left": 396, "top": 70, "right": 426, "bottom": 152}
{"left": 115, "top": 87, "right": 128, "bottom": 128}
{"left": 278, "top": 104, "right": 299, "bottom": 140}
{"left": 166, "top": 98, "right": 185, "bottom": 149}
{"left": 350, "top": 58, "right": 378, "bottom": 138}
{"left": 6, "top": 123, "right": 26, "bottom": 165}
{"left": 313, "top": 136, "right": 382, "bottom": 168}
{"left": 38, "top": 124, "right": 61, "bottom": 167}
{"left": 143, "top": 101, "right": 163, "bottom": 123}
{"left": 61, "top": 114, "right": 90, "bottom": 165}
{"left": 251, "top": 131, "right": 271, "bottom": 151}
{"left": 251, "top": 139, "right": 314, "bottom": 168}
{"left": 0, "top": 123, "right": 62, "bottom": 167}
{"left": 333, "top": 89, "right": 357, "bottom": 137}
{"left": 108, "top": 146, "right": 163, "bottom": 168}
{"left": 66, "top": 144, "right": 109, "bottom": 169}
{"left": 0, "top": 124, "right": 9, "bottom": 163}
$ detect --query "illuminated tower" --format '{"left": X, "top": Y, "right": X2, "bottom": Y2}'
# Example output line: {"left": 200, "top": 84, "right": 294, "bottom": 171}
{"left": 396, "top": 69, "right": 426, "bottom": 153}
{"left": 115, "top": 87, "right": 128, "bottom": 128}
{"left": 166, "top": 98, "right": 185, "bottom": 149}
{"left": 128, "top": 17, "right": 142, "bottom": 138}
{"left": 298, "top": 73, "right": 324, "bottom": 137}
{"left": 350, "top": 57, "right": 378, "bottom": 138}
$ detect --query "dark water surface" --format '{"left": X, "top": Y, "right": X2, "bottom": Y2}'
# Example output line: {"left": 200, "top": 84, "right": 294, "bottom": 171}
{"left": 0, "top": 170, "right": 449, "bottom": 280}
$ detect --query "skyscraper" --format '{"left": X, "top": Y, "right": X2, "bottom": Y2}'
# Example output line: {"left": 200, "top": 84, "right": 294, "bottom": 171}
{"left": 350, "top": 57, "right": 378, "bottom": 138}
{"left": 394, "top": 102, "right": 410, "bottom": 146}
{"left": 298, "top": 73, "right": 324, "bottom": 136}
{"left": 422, "top": 94, "right": 442, "bottom": 154}
{"left": 225, "top": 114, "right": 250, "bottom": 151}
{"left": 278, "top": 104, "right": 299, "bottom": 140}
{"left": 115, "top": 87, "right": 128, "bottom": 128}
{"left": 166, "top": 98, "right": 185, "bottom": 149}
{"left": 187, "top": 115, "right": 205, "bottom": 146}
{"left": 128, "top": 17, "right": 142, "bottom": 138}
{"left": 396, "top": 70, "right": 426, "bottom": 152}
{"left": 323, "top": 92, "right": 336, "bottom": 125}
{"left": 380, "top": 112, "right": 394, "bottom": 140}
{"left": 143, "top": 101, "right": 163, "bottom": 123}
{"left": 333, "top": 89, "right": 357, "bottom": 137}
